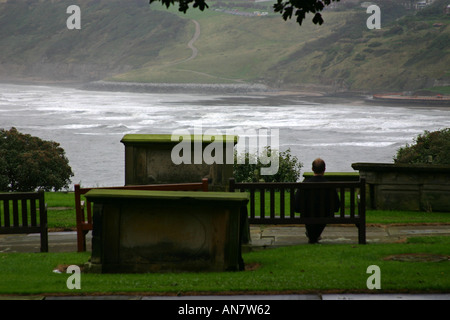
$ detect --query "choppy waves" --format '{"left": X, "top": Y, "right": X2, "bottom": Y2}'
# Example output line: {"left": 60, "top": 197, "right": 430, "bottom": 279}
{"left": 1, "top": 83, "right": 449, "bottom": 186}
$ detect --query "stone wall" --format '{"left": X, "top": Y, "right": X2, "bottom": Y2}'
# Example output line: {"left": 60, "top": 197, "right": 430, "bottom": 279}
{"left": 352, "top": 163, "right": 450, "bottom": 212}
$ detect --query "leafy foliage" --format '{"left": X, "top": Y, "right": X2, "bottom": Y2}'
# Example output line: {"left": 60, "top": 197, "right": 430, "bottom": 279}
{"left": 0, "top": 127, "right": 74, "bottom": 192}
{"left": 273, "top": 0, "right": 340, "bottom": 26}
{"left": 150, "top": 0, "right": 340, "bottom": 26}
{"left": 234, "top": 148, "right": 302, "bottom": 182}
{"left": 150, "top": 0, "right": 209, "bottom": 13}
{"left": 394, "top": 128, "right": 450, "bottom": 165}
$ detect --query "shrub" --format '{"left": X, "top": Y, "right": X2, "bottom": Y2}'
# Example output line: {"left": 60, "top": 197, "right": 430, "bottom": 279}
{"left": 394, "top": 128, "right": 450, "bottom": 165}
{"left": 233, "top": 147, "right": 302, "bottom": 182}
{"left": 0, "top": 127, "right": 74, "bottom": 191}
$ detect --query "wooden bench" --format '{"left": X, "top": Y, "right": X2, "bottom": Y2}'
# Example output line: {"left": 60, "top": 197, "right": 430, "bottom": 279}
{"left": 0, "top": 191, "right": 48, "bottom": 252}
{"left": 74, "top": 179, "right": 209, "bottom": 252}
{"left": 229, "top": 178, "right": 366, "bottom": 244}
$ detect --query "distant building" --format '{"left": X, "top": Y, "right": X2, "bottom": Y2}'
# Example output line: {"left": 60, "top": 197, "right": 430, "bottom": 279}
{"left": 360, "top": 2, "right": 375, "bottom": 8}
{"left": 323, "top": 0, "right": 360, "bottom": 10}
{"left": 415, "top": 0, "right": 437, "bottom": 9}
{"left": 416, "top": 1, "right": 428, "bottom": 9}
{"left": 400, "top": 0, "right": 436, "bottom": 9}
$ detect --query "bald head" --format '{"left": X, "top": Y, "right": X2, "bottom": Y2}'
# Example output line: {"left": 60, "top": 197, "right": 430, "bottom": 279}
{"left": 312, "top": 158, "right": 326, "bottom": 175}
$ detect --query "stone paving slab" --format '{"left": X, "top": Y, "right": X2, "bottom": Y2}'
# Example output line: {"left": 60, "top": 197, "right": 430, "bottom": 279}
{"left": 45, "top": 295, "right": 141, "bottom": 300}
{"left": 387, "top": 225, "right": 450, "bottom": 237}
{"left": 321, "top": 294, "right": 450, "bottom": 300}
{"left": 247, "top": 224, "right": 450, "bottom": 248}
{"left": 141, "top": 294, "right": 321, "bottom": 300}
{"left": 0, "top": 231, "right": 91, "bottom": 253}
{"left": 1, "top": 225, "right": 449, "bottom": 253}
{"left": 2, "top": 294, "right": 448, "bottom": 300}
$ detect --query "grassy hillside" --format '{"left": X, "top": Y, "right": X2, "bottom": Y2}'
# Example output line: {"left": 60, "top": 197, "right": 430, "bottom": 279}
{"left": 104, "top": 0, "right": 450, "bottom": 92}
{"left": 109, "top": 7, "right": 340, "bottom": 84}
{"left": 0, "top": 0, "right": 193, "bottom": 81}
{"left": 283, "top": 2, "right": 450, "bottom": 92}
{"left": 0, "top": 0, "right": 449, "bottom": 92}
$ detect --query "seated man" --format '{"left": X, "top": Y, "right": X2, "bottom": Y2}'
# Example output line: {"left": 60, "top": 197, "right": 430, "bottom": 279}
{"left": 295, "top": 158, "right": 340, "bottom": 244}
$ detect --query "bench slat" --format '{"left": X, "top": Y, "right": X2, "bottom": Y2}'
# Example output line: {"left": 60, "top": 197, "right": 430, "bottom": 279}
{"left": 13, "top": 200, "right": 19, "bottom": 227}
{"left": 340, "top": 187, "right": 345, "bottom": 218}
{"left": 249, "top": 189, "right": 255, "bottom": 220}
{"left": 350, "top": 187, "right": 355, "bottom": 218}
{"left": 21, "top": 199, "right": 28, "bottom": 227}
{"left": 0, "top": 192, "right": 42, "bottom": 200}
{"left": 270, "top": 189, "right": 275, "bottom": 220}
{"left": 289, "top": 187, "right": 295, "bottom": 219}
{"left": 0, "top": 226, "right": 42, "bottom": 234}
{"left": 2, "top": 200, "right": 10, "bottom": 227}
{"left": 280, "top": 188, "right": 285, "bottom": 219}
{"left": 30, "top": 199, "right": 37, "bottom": 226}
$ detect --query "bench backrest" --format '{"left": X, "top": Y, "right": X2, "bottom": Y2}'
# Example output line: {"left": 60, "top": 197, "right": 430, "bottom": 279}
{"left": 0, "top": 190, "right": 48, "bottom": 252}
{"left": 229, "top": 178, "right": 366, "bottom": 224}
{"left": 74, "top": 179, "right": 209, "bottom": 228}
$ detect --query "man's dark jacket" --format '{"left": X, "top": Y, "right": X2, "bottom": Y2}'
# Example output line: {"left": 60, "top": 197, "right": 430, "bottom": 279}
{"left": 294, "top": 175, "right": 340, "bottom": 218}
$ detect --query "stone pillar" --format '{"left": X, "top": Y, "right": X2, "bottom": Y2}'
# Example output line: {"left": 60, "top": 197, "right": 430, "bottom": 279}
{"left": 121, "top": 134, "right": 238, "bottom": 191}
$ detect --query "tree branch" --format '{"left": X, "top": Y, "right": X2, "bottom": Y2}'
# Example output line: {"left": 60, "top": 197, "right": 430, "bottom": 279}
{"left": 150, "top": 0, "right": 340, "bottom": 25}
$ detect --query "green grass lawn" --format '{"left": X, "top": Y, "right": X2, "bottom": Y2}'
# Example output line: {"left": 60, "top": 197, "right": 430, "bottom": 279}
{"left": 427, "top": 86, "right": 450, "bottom": 95}
{"left": 0, "top": 191, "right": 448, "bottom": 295}
{"left": 44, "top": 191, "right": 450, "bottom": 229}
{"left": 44, "top": 192, "right": 77, "bottom": 229}
{"left": 0, "top": 236, "right": 448, "bottom": 295}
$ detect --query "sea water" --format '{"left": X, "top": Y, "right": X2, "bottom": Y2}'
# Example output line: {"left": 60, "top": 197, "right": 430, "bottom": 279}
{"left": 1, "top": 83, "right": 449, "bottom": 188}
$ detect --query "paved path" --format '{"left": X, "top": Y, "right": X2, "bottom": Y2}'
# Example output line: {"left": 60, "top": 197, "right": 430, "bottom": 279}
{"left": 1, "top": 224, "right": 449, "bottom": 253}
{"left": 248, "top": 224, "right": 450, "bottom": 249}
{"left": 167, "top": 19, "right": 200, "bottom": 67}
{"left": 166, "top": 19, "right": 247, "bottom": 84}
{"left": 2, "top": 293, "right": 449, "bottom": 300}
{"left": 186, "top": 20, "right": 200, "bottom": 62}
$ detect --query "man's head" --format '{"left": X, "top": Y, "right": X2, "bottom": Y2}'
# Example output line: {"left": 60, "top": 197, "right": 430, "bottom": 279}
{"left": 312, "top": 158, "right": 326, "bottom": 175}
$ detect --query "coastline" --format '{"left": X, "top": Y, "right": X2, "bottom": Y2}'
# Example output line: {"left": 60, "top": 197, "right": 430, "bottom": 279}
{"left": 80, "top": 80, "right": 272, "bottom": 95}
{"left": 367, "top": 93, "right": 450, "bottom": 106}
{"left": 0, "top": 78, "right": 368, "bottom": 102}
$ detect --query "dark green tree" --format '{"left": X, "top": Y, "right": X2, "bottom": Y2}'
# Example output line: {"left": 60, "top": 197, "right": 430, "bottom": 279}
{"left": 150, "top": 0, "right": 340, "bottom": 26}
{"left": 0, "top": 127, "right": 74, "bottom": 192}
{"left": 394, "top": 128, "right": 450, "bottom": 165}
